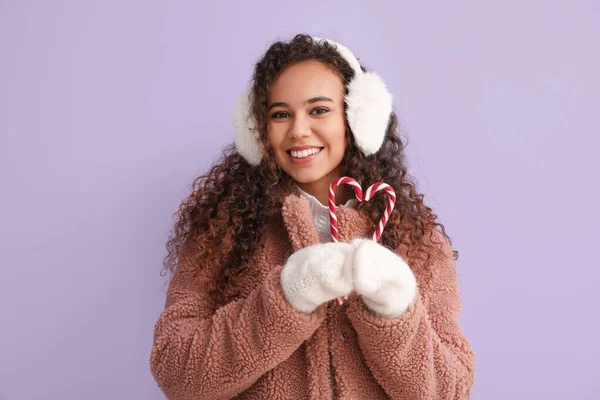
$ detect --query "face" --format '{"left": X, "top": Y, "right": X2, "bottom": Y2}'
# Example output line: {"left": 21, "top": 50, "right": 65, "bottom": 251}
{"left": 266, "top": 61, "right": 347, "bottom": 194}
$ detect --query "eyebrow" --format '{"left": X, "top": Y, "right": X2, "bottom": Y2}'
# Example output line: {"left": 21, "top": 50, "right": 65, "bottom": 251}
{"left": 267, "top": 96, "right": 334, "bottom": 110}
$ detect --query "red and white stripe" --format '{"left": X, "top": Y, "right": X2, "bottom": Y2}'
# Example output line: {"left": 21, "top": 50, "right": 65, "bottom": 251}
{"left": 363, "top": 182, "right": 397, "bottom": 241}
{"left": 328, "top": 177, "right": 397, "bottom": 305}
{"left": 329, "top": 177, "right": 364, "bottom": 243}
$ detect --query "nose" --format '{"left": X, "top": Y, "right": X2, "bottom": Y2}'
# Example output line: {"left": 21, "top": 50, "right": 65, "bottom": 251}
{"left": 288, "top": 113, "right": 311, "bottom": 140}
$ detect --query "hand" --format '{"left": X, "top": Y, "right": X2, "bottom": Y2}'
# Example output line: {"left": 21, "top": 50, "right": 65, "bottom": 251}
{"left": 351, "top": 238, "right": 417, "bottom": 319}
{"left": 280, "top": 242, "right": 354, "bottom": 314}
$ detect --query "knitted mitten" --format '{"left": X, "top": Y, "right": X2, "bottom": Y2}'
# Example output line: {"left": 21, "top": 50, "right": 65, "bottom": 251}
{"left": 351, "top": 238, "right": 417, "bottom": 319}
{"left": 280, "top": 242, "right": 354, "bottom": 314}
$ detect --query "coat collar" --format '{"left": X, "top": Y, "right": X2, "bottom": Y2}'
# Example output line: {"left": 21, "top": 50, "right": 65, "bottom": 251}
{"left": 280, "top": 192, "right": 372, "bottom": 250}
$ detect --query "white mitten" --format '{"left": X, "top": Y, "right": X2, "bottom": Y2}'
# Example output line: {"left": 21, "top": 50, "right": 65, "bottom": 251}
{"left": 280, "top": 242, "right": 354, "bottom": 314}
{"left": 352, "top": 238, "right": 417, "bottom": 319}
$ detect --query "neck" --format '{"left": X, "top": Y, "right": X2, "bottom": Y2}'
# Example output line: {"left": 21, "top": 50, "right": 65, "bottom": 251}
{"left": 297, "top": 178, "right": 352, "bottom": 207}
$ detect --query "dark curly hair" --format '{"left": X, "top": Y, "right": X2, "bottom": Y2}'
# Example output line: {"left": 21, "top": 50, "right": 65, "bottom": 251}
{"left": 162, "top": 34, "right": 458, "bottom": 305}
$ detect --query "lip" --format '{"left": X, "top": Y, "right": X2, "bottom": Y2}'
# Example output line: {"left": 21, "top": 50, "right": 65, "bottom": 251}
{"left": 288, "top": 145, "right": 324, "bottom": 151}
{"left": 288, "top": 148, "right": 323, "bottom": 164}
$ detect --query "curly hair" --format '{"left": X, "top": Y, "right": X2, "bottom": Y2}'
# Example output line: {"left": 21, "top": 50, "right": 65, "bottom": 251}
{"left": 162, "top": 34, "right": 458, "bottom": 305}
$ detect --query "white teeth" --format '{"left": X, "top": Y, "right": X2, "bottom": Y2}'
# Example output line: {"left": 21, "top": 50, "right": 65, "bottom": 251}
{"left": 290, "top": 148, "right": 322, "bottom": 158}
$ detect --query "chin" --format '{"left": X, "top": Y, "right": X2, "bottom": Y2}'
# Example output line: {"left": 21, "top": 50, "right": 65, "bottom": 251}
{"left": 288, "top": 172, "right": 324, "bottom": 185}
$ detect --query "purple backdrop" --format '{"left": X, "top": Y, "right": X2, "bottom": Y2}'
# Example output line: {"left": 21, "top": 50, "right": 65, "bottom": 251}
{"left": 2, "top": 1, "right": 599, "bottom": 399}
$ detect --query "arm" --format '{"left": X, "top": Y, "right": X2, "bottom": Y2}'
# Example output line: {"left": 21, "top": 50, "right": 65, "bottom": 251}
{"left": 347, "top": 232, "right": 475, "bottom": 399}
{"left": 150, "top": 240, "right": 354, "bottom": 400}
{"left": 150, "top": 261, "right": 326, "bottom": 400}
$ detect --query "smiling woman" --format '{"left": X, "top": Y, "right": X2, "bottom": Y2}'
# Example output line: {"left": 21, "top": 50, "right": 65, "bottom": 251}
{"left": 150, "top": 34, "right": 475, "bottom": 399}
{"left": 267, "top": 61, "right": 348, "bottom": 205}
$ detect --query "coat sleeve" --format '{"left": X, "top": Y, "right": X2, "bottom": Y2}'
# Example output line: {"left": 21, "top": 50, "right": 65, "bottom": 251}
{"left": 346, "top": 230, "right": 475, "bottom": 399}
{"left": 149, "top": 260, "right": 326, "bottom": 400}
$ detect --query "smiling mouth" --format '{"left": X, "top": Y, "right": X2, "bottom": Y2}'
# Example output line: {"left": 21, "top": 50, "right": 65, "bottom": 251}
{"left": 288, "top": 147, "right": 324, "bottom": 159}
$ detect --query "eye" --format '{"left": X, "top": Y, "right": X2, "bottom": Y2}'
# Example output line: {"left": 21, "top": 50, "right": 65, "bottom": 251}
{"left": 271, "top": 111, "right": 290, "bottom": 119}
{"left": 311, "top": 107, "right": 329, "bottom": 115}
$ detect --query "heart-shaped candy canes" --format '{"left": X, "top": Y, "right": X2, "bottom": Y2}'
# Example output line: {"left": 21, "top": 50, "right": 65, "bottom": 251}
{"left": 329, "top": 176, "right": 397, "bottom": 305}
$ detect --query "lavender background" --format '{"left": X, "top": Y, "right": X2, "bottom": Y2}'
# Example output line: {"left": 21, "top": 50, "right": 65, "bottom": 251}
{"left": 2, "top": 1, "right": 599, "bottom": 399}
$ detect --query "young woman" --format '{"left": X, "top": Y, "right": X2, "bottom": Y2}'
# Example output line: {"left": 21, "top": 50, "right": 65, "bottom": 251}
{"left": 150, "top": 34, "right": 475, "bottom": 399}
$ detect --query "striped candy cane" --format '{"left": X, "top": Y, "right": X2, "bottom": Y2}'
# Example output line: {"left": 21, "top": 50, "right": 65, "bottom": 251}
{"left": 363, "top": 182, "right": 397, "bottom": 241}
{"left": 329, "top": 177, "right": 397, "bottom": 305}
{"left": 329, "top": 177, "right": 364, "bottom": 243}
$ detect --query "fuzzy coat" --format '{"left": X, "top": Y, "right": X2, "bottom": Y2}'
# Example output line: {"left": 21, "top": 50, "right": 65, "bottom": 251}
{"left": 150, "top": 193, "right": 475, "bottom": 399}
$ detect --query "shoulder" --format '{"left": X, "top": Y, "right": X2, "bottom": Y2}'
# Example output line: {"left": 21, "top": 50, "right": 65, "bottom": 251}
{"left": 260, "top": 214, "right": 293, "bottom": 258}
{"left": 424, "top": 227, "right": 455, "bottom": 261}
{"left": 399, "top": 227, "right": 458, "bottom": 286}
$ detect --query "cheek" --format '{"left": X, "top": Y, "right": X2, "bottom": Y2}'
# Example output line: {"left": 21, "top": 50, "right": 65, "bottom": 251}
{"left": 335, "top": 136, "right": 348, "bottom": 160}
{"left": 326, "top": 120, "right": 347, "bottom": 153}
{"left": 266, "top": 129, "right": 287, "bottom": 163}
{"left": 266, "top": 126, "right": 283, "bottom": 150}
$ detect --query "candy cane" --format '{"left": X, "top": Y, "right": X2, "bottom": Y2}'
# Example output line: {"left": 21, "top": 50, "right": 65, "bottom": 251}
{"left": 329, "top": 177, "right": 397, "bottom": 305}
{"left": 363, "top": 182, "right": 397, "bottom": 241}
{"left": 329, "top": 177, "right": 364, "bottom": 243}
